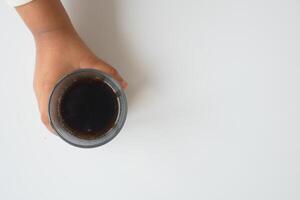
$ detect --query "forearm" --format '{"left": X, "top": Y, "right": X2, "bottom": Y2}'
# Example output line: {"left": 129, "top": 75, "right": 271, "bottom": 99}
{"left": 16, "top": 0, "right": 75, "bottom": 39}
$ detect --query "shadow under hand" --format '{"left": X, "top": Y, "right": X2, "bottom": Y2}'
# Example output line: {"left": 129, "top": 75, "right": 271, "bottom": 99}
{"left": 67, "top": 0, "right": 147, "bottom": 110}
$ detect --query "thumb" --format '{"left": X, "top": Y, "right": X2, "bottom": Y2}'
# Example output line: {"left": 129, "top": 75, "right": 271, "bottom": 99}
{"left": 81, "top": 60, "right": 128, "bottom": 89}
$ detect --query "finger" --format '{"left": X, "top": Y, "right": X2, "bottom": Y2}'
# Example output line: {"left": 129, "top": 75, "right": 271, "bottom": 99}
{"left": 41, "top": 113, "right": 55, "bottom": 134}
{"left": 94, "top": 65, "right": 128, "bottom": 89}
{"left": 82, "top": 62, "right": 128, "bottom": 89}
{"left": 38, "top": 83, "right": 56, "bottom": 134}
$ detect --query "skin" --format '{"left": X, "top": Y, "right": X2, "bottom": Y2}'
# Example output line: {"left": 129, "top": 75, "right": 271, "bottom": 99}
{"left": 16, "top": 0, "right": 127, "bottom": 133}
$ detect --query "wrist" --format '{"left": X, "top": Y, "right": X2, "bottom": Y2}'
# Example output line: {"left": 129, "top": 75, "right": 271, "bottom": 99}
{"left": 34, "top": 26, "right": 80, "bottom": 50}
{"left": 16, "top": 0, "right": 76, "bottom": 45}
{"left": 34, "top": 25, "right": 75, "bottom": 41}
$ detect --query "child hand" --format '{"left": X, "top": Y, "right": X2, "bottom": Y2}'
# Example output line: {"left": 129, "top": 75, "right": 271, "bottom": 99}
{"left": 33, "top": 29, "right": 127, "bottom": 132}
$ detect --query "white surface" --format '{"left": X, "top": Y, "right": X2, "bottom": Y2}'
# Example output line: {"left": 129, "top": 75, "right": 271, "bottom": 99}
{"left": 1, "top": 0, "right": 300, "bottom": 199}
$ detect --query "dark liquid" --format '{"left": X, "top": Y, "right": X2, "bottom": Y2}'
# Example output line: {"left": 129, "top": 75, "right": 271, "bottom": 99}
{"left": 59, "top": 78, "right": 119, "bottom": 140}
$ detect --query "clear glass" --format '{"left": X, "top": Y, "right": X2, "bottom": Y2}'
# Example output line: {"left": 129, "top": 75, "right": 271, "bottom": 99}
{"left": 48, "top": 69, "right": 127, "bottom": 148}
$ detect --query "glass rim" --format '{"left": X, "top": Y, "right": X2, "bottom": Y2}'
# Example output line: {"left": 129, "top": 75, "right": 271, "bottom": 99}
{"left": 48, "top": 68, "right": 127, "bottom": 148}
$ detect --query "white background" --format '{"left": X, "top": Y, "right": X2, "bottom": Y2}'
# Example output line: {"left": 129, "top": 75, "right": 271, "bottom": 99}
{"left": 0, "top": 0, "right": 300, "bottom": 199}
